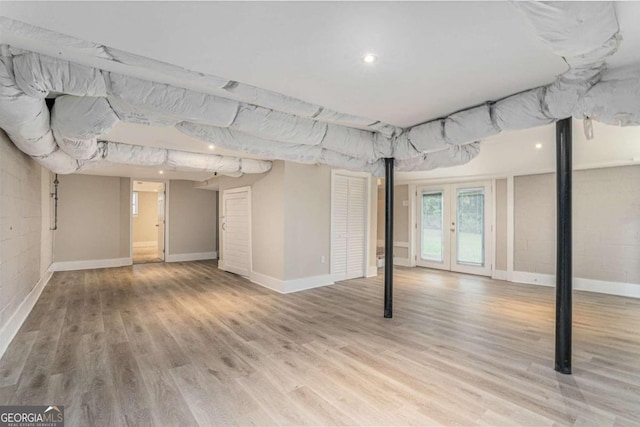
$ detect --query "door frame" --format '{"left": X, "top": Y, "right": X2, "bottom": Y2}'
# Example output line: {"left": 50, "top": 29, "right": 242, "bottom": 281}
{"left": 129, "top": 178, "right": 169, "bottom": 263}
{"left": 220, "top": 186, "right": 252, "bottom": 276}
{"left": 415, "top": 180, "right": 493, "bottom": 277}
{"left": 330, "top": 169, "right": 371, "bottom": 280}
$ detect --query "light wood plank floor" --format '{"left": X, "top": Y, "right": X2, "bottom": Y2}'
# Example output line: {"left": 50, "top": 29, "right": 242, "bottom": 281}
{"left": 1, "top": 262, "right": 639, "bottom": 426}
{"left": 133, "top": 246, "right": 163, "bottom": 264}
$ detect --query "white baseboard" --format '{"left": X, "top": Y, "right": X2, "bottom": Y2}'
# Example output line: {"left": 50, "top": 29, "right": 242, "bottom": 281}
{"left": 285, "top": 274, "right": 335, "bottom": 293}
{"left": 166, "top": 251, "right": 218, "bottom": 262}
{"left": 133, "top": 241, "right": 157, "bottom": 248}
{"left": 492, "top": 269, "right": 508, "bottom": 281}
{"left": 0, "top": 269, "right": 53, "bottom": 359}
{"left": 50, "top": 257, "right": 132, "bottom": 272}
{"left": 249, "top": 271, "right": 335, "bottom": 294}
{"left": 366, "top": 266, "right": 379, "bottom": 278}
{"left": 512, "top": 271, "right": 640, "bottom": 299}
{"left": 249, "top": 271, "right": 284, "bottom": 292}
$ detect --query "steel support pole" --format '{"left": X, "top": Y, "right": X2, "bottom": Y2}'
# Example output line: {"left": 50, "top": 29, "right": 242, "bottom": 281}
{"left": 384, "top": 158, "right": 394, "bottom": 318}
{"left": 555, "top": 117, "right": 573, "bottom": 374}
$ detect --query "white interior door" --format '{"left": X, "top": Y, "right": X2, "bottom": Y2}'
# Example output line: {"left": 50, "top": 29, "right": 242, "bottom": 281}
{"left": 331, "top": 173, "right": 367, "bottom": 280}
{"left": 222, "top": 187, "right": 251, "bottom": 277}
{"left": 417, "top": 181, "right": 492, "bottom": 276}
{"left": 157, "top": 187, "right": 165, "bottom": 260}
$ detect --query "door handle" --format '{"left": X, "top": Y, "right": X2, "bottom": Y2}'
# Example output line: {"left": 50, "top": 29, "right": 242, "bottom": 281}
{"left": 450, "top": 228, "right": 456, "bottom": 232}
{"left": 222, "top": 223, "right": 227, "bottom": 231}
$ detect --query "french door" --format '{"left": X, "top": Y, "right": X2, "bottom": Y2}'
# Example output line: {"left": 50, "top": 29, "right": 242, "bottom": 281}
{"left": 417, "top": 181, "right": 492, "bottom": 276}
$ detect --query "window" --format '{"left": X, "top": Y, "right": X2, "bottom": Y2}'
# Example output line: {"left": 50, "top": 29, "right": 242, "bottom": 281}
{"left": 132, "top": 191, "right": 139, "bottom": 216}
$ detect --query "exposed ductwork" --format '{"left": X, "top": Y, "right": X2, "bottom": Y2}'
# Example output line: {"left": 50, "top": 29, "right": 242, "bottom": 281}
{"left": 0, "top": 2, "right": 637, "bottom": 179}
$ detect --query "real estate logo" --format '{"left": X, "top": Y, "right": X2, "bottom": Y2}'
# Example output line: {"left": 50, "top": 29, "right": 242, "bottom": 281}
{"left": 0, "top": 405, "right": 64, "bottom": 427}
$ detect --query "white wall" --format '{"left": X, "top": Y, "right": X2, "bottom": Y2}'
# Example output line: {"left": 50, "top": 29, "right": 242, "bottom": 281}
{"left": 218, "top": 161, "right": 286, "bottom": 280}
{"left": 168, "top": 180, "right": 217, "bottom": 257}
{"left": 0, "top": 130, "right": 53, "bottom": 356}
{"left": 53, "top": 174, "right": 131, "bottom": 264}
{"left": 218, "top": 161, "right": 377, "bottom": 290}
{"left": 284, "top": 163, "right": 331, "bottom": 280}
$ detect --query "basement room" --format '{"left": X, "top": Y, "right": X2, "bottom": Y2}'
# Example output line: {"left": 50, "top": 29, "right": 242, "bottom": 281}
{"left": 0, "top": 1, "right": 639, "bottom": 426}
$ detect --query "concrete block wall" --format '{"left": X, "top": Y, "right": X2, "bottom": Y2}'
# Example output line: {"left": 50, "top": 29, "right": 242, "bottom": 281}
{"left": 0, "top": 130, "right": 50, "bottom": 331}
{"left": 514, "top": 165, "right": 640, "bottom": 284}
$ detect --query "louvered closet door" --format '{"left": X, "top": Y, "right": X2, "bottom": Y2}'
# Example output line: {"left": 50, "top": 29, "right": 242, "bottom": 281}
{"left": 331, "top": 174, "right": 366, "bottom": 280}
{"left": 222, "top": 187, "right": 251, "bottom": 277}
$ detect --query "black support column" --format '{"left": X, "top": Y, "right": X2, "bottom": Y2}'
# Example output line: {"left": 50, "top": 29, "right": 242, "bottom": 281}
{"left": 384, "top": 158, "right": 394, "bottom": 318}
{"left": 555, "top": 117, "right": 573, "bottom": 374}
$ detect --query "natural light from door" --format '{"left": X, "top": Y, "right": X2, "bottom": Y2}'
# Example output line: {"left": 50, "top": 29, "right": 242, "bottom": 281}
{"left": 455, "top": 188, "right": 485, "bottom": 266}
{"left": 421, "top": 191, "right": 444, "bottom": 262}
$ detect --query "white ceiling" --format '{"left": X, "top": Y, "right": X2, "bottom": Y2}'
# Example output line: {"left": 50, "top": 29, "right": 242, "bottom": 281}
{"left": 3, "top": 1, "right": 640, "bottom": 181}
{"left": 1, "top": 1, "right": 576, "bottom": 127}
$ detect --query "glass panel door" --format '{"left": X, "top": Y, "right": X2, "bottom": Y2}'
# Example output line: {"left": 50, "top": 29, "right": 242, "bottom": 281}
{"left": 455, "top": 188, "right": 485, "bottom": 266}
{"left": 421, "top": 192, "right": 444, "bottom": 262}
{"left": 417, "top": 186, "right": 451, "bottom": 270}
{"left": 416, "top": 181, "right": 492, "bottom": 276}
{"left": 450, "top": 182, "right": 492, "bottom": 276}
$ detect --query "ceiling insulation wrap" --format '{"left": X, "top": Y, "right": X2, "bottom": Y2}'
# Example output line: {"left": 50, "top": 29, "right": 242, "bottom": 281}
{"left": 0, "top": 2, "right": 636, "bottom": 179}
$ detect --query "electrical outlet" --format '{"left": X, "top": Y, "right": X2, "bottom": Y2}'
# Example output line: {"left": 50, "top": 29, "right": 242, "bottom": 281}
{"left": 321, "top": 256, "right": 325, "bottom": 264}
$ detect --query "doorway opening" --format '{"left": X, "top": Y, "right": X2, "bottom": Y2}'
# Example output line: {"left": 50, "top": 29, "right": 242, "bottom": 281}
{"left": 417, "top": 181, "right": 493, "bottom": 276}
{"left": 132, "top": 180, "right": 166, "bottom": 264}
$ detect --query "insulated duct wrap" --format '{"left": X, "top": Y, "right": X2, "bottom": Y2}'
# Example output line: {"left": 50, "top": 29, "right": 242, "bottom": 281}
{"left": 493, "top": 88, "right": 553, "bottom": 130}
{"left": 175, "top": 122, "right": 322, "bottom": 163}
{"left": 444, "top": 105, "right": 500, "bottom": 145}
{"left": 0, "top": 1, "right": 633, "bottom": 177}
{"left": 320, "top": 125, "right": 377, "bottom": 160}
{"left": 0, "top": 54, "right": 57, "bottom": 157}
{"left": 396, "top": 143, "right": 481, "bottom": 172}
{"left": 574, "top": 74, "right": 640, "bottom": 126}
{"left": 166, "top": 150, "right": 241, "bottom": 173}
{"left": 240, "top": 158, "right": 273, "bottom": 174}
{"left": 107, "top": 96, "right": 180, "bottom": 127}
{"left": 107, "top": 73, "right": 239, "bottom": 127}
{"left": 13, "top": 51, "right": 107, "bottom": 98}
{"left": 231, "top": 104, "right": 327, "bottom": 145}
{"left": 51, "top": 96, "right": 118, "bottom": 159}
{"left": 102, "top": 141, "right": 166, "bottom": 166}
{"left": 407, "top": 120, "right": 448, "bottom": 153}
{"left": 514, "top": 2, "right": 619, "bottom": 67}
{"left": 34, "top": 148, "right": 79, "bottom": 174}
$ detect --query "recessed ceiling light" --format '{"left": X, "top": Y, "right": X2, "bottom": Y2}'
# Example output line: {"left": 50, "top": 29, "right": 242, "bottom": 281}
{"left": 158, "top": 170, "right": 164, "bottom": 175}
{"left": 208, "top": 144, "right": 215, "bottom": 150}
{"left": 535, "top": 143, "right": 543, "bottom": 149}
{"left": 362, "top": 53, "right": 377, "bottom": 64}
